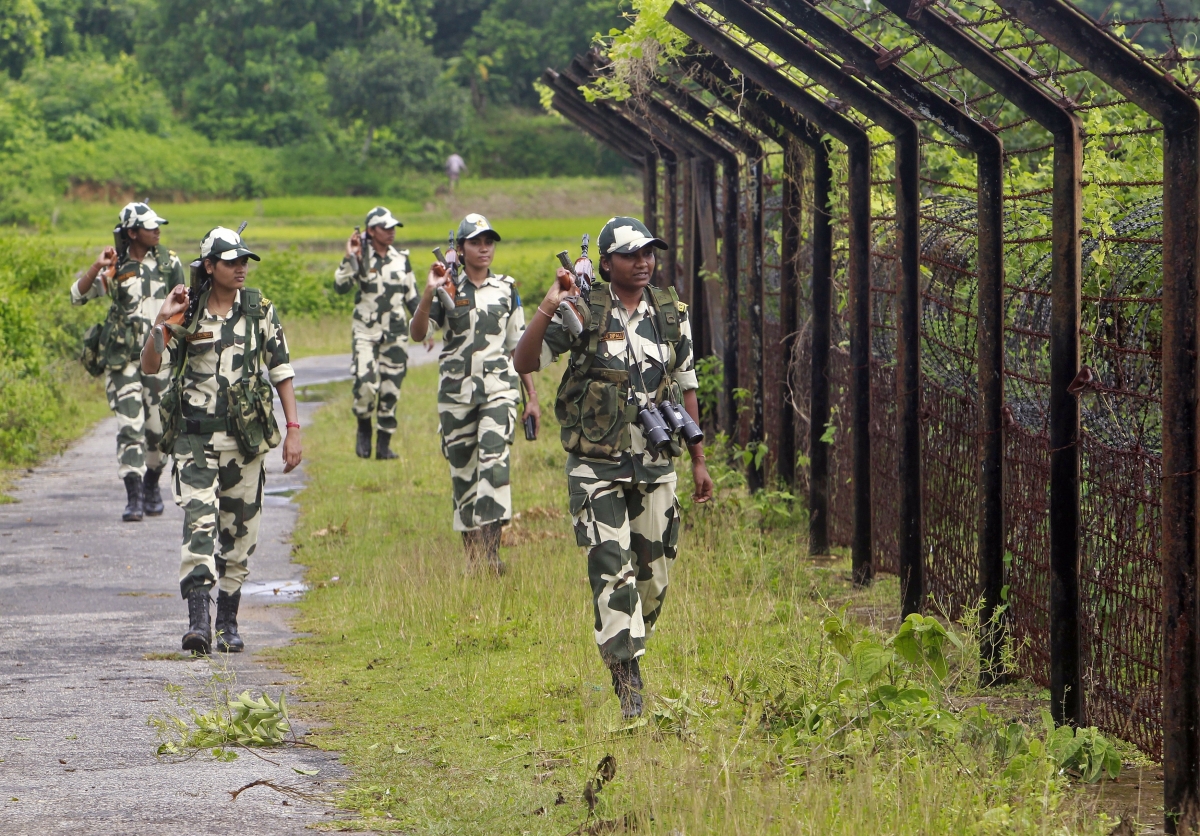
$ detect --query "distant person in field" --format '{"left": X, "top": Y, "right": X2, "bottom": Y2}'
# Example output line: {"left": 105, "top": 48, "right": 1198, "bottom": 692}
{"left": 409, "top": 213, "right": 541, "bottom": 574}
{"left": 141, "top": 226, "right": 302, "bottom": 655}
{"left": 446, "top": 153, "right": 466, "bottom": 193}
{"left": 334, "top": 207, "right": 420, "bottom": 460}
{"left": 512, "top": 216, "right": 714, "bottom": 720}
{"left": 73, "top": 202, "right": 185, "bottom": 523}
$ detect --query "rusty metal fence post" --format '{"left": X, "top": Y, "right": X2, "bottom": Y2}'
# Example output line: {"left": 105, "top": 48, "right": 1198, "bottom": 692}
{"left": 765, "top": 0, "right": 1009, "bottom": 673}
{"left": 667, "top": 0, "right": 875, "bottom": 583}
{"left": 708, "top": 0, "right": 922, "bottom": 607}
{"left": 991, "top": 1, "right": 1200, "bottom": 824}
{"left": 879, "top": 0, "right": 1085, "bottom": 728}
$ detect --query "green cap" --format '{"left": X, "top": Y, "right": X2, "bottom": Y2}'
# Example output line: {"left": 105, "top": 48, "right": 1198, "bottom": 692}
{"left": 456, "top": 213, "right": 500, "bottom": 243}
{"left": 597, "top": 216, "right": 667, "bottom": 256}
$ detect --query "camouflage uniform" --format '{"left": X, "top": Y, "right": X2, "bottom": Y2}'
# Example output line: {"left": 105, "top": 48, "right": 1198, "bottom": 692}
{"left": 72, "top": 246, "right": 185, "bottom": 478}
{"left": 163, "top": 289, "right": 294, "bottom": 598}
{"left": 334, "top": 244, "right": 419, "bottom": 434}
{"left": 426, "top": 271, "right": 526, "bottom": 532}
{"left": 538, "top": 283, "right": 697, "bottom": 666}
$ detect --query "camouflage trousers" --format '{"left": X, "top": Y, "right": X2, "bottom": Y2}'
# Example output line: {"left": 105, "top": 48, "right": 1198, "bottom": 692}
{"left": 439, "top": 399, "right": 516, "bottom": 532}
{"left": 171, "top": 432, "right": 266, "bottom": 598}
{"left": 569, "top": 476, "right": 681, "bottom": 664}
{"left": 352, "top": 327, "right": 409, "bottom": 434}
{"left": 105, "top": 361, "right": 168, "bottom": 478}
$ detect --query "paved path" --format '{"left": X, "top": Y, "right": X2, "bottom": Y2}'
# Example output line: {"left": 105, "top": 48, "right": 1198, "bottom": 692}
{"left": 0, "top": 353, "right": 425, "bottom": 835}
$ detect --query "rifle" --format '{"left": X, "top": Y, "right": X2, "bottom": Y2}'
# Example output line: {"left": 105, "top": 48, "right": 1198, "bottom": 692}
{"left": 553, "top": 233, "right": 594, "bottom": 337}
{"left": 354, "top": 226, "right": 370, "bottom": 279}
{"left": 430, "top": 230, "right": 462, "bottom": 313}
{"left": 173, "top": 221, "right": 249, "bottom": 331}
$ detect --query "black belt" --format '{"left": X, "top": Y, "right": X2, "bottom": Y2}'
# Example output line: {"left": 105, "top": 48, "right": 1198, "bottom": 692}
{"left": 184, "top": 417, "right": 230, "bottom": 435}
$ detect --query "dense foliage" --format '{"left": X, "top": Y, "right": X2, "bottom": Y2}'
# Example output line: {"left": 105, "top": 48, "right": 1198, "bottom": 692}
{"left": 0, "top": 232, "right": 107, "bottom": 467}
{"left": 0, "top": 0, "right": 635, "bottom": 224}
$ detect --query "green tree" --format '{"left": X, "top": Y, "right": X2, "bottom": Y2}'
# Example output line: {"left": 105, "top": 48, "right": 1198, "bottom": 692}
{"left": 454, "top": 0, "right": 628, "bottom": 109}
{"left": 133, "top": 0, "right": 436, "bottom": 145}
{"left": 22, "top": 53, "right": 173, "bottom": 140}
{"left": 0, "top": 0, "right": 46, "bottom": 78}
{"left": 326, "top": 28, "right": 463, "bottom": 160}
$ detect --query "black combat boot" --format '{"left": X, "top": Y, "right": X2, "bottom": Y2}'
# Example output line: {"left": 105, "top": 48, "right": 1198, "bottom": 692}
{"left": 181, "top": 588, "right": 212, "bottom": 655}
{"left": 480, "top": 522, "right": 506, "bottom": 576}
{"left": 355, "top": 417, "right": 373, "bottom": 458}
{"left": 122, "top": 473, "right": 144, "bottom": 522}
{"left": 142, "top": 467, "right": 165, "bottom": 516}
{"left": 214, "top": 589, "right": 245, "bottom": 653}
{"left": 610, "top": 657, "right": 644, "bottom": 719}
{"left": 462, "top": 529, "right": 482, "bottom": 570}
{"left": 375, "top": 431, "right": 398, "bottom": 460}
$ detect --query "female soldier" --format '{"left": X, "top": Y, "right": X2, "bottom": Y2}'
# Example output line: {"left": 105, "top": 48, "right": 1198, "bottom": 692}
{"left": 409, "top": 213, "right": 540, "bottom": 575}
{"left": 512, "top": 216, "right": 713, "bottom": 719}
{"left": 141, "top": 227, "right": 302, "bottom": 655}
{"left": 333, "top": 206, "right": 419, "bottom": 460}
{"left": 73, "top": 202, "right": 185, "bottom": 521}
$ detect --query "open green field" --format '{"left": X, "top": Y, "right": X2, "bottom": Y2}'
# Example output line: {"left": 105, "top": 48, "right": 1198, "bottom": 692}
{"left": 273, "top": 364, "right": 1135, "bottom": 834}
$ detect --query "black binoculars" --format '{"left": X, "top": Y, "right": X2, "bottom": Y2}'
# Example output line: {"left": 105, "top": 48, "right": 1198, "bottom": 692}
{"left": 636, "top": 400, "right": 705, "bottom": 455}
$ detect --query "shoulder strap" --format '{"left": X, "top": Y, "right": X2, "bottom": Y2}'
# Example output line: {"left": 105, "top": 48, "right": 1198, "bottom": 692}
{"left": 240, "top": 288, "right": 266, "bottom": 380}
{"left": 576, "top": 281, "right": 614, "bottom": 375}
{"left": 241, "top": 287, "right": 265, "bottom": 319}
{"left": 648, "top": 285, "right": 681, "bottom": 343}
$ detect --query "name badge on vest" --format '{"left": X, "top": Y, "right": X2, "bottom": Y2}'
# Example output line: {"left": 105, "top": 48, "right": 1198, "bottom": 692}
{"left": 455, "top": 298, "right": 471, "bottom": 307}
{"left": 117, "top": 270, "right": 138, "bottom": 283}
{"left": 186, "top": 331, "right": 214, "bottom": 342}
{"left": 601, "top": 331, "right": 625, "bottom": 343}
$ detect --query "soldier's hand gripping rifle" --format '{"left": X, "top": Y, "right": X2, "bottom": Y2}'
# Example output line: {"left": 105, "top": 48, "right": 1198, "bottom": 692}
{"left": 354, "top": 226, "right": 370, "bottom": 279}
{"left": 429, "top": 232, "right": 460, "bottom": 313}
{"left": 554, "top": 233, "right": 593, "bottom": 337}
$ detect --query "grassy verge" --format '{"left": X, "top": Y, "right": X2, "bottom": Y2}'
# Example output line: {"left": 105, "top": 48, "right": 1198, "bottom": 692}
{"left": 276, "top": 363, "right": 1129, "bottom": 834}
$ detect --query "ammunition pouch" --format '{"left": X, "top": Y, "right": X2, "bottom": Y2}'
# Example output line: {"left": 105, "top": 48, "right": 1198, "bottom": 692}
{"left": 555, "top": 366, "right": 636, "bottom": 458}
{"left": 81, "top": 309, "right": 139, "bottom": 376}
{"left": 158, "top": 287, "right": 280, "bottom": 457}
{"left": 554, "top": 280, "right": 685, "bottom": 459}
{"left": 80, "top": 323, "right": 106, "bottom": 377}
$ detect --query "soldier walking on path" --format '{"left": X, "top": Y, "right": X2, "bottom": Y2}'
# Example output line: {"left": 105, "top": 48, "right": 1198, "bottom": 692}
{"left": 334, "top": 206, "right": 420, "bottom": 460}
{"left": 140, "top": 226, "right": 302, "bottom": 655}
{"left": 513, "top": 216, "right": 714, "bottom": 719}
{"left": 72, "top": 202, "right": 185, "bottom": 522}
{"left": 409, "top": 213, "right": 540, "bottom": 574}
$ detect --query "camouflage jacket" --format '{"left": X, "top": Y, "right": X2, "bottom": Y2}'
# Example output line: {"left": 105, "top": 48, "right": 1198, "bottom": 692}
{"left": 164, "top": 289, "right": 295, "bottom": 452}
{"left": 334, "top": 245, "right": 419, "bottom": 336}
{"left": 539, "top": 283, "right": 698, "bottom": 485}
{"left": 425, "top": 272, "right": 525, "bottom": 405}
{"left": 72, "top": 246, "right": 186, "bottom": 351}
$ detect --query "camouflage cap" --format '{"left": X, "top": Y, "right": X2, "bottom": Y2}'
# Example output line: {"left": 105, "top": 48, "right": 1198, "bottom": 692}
{"left": 365, "top": 206, "right": 403, "bottom": 229}
{"left": 119, "top": 201, "right": 168, "bottom": 230}
{"left": 597, "top": 216, "right": 666, "bottom": 256}
{"left": 199, "top": 227, "right": 260, "bottom": 262}
{"left": 456, "top": 213, "right": 501, "bottom": 243}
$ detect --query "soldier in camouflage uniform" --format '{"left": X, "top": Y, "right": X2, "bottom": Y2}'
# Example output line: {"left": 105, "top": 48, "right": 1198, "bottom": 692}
{"left": 334, "top": 206, "right": 420, "bottom": 460}
{"left": 141, "top": 227, "right": 302, "bottom": 655}
{"left": 410, "top": 214, "right": 541, "bottom": 574}
{"left": 513, "top": 216, "right": 714, "bottom": 718}
{"left": 72, "top": 202, "right": 185, "bottom": 521}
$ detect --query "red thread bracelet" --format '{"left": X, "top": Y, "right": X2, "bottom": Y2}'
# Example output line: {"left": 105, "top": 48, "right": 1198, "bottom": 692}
{"left": 286, "top": 422, "right": 301, "bottom": 429}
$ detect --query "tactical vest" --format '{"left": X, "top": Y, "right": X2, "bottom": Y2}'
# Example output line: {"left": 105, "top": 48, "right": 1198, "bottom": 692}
{"left": 79, "top": 247, "right": 177, "bottom": 376}
{"left": 554, "top": 281, "right": 684, "bottom": 459}
{"left": 158, "top": 287, "right": 281, "bottom": 460}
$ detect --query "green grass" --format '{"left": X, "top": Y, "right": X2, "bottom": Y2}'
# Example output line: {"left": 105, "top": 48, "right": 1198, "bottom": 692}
{"left": 41, "top": 175, "right": 641, "bottom": 255}
{"left": 274, "top": 364, "right": 1128, "bottom": 834}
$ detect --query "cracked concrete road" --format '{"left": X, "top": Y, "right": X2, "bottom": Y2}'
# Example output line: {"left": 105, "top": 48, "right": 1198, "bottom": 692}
{"left": 0, "top": 351, "right": 432, "bottom": 835}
